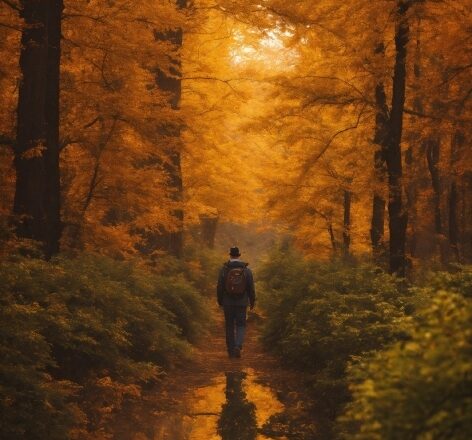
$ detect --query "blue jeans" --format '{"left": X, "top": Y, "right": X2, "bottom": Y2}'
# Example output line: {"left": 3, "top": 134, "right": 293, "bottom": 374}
{"left": 223, "top": 305, "right": 247, "bottom": 353}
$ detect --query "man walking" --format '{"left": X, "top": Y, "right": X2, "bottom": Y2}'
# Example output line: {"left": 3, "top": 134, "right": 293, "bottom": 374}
{"left": 217, "top": 247, "right": 256, "bottom": 358}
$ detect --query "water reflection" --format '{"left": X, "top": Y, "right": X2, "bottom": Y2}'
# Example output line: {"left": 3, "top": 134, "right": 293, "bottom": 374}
{"left": 152, "top": 369, "right": 284, "bottom": 439}
{"left": 217, "top": 372, "right": 257, "bottom": 440}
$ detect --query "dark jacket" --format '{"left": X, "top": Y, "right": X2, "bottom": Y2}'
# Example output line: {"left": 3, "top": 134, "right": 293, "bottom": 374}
{"left": 217, "top": 260, "right": 256, "bottom": 307}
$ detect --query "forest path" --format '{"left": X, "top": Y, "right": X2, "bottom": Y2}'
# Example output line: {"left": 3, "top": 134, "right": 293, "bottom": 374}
{"left": 114, "top": 303, "right": 296, "bottom": 440}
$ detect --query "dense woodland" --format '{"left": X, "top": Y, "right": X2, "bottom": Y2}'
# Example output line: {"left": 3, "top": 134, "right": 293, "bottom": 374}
{"left": 0, "top": 0, "right": 471, "bottom": 439}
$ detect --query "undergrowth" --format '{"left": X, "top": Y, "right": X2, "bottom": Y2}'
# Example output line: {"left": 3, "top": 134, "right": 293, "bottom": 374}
{"left": 0, "top": 252, "right": 209, "bottom": 439}
{"left": 258, "top": 246, "right": 472, "bottom": 439}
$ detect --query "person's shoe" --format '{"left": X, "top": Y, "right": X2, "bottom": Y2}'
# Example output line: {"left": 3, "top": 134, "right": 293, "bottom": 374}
{"left": 233, "top": 347, "right": 241, "bottom": 358}
{"left": 228, "top": 350, "right": 234, "bottom": 358}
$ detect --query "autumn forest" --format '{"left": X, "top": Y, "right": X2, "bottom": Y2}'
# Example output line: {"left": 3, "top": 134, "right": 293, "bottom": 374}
{"left": 0, "top": 0, "right": 471, "bottom": 439}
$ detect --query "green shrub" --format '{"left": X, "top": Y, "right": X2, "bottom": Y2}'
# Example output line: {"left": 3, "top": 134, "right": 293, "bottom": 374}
{"left": 416, "top": 265, "right": 472, "bottom": 297}
{"left": 339, "top": 290, "right": 472, "bottom": 439}
{"left": 0, "top": 253, "right": 208, "bottom": 438}
{"left": 0, "top": 299, "right": 75, "bottom": 439}
{"left": 146, "top": 245, "right": 222, "bottom": 297}
{"left": 258, "top": 247, "right": 408, "bottom": 376}
{"left": 259, "top": 248, "right": 472, "bottom": 439}
{"left": 181, "top": 245, "right": 223, "bottom": 294}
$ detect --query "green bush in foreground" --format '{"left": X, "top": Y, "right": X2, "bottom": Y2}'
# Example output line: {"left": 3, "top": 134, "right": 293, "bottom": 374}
{"left": 339, "top": 291, "right": 472, "bottom": 440}
{"left": 258, "top": 247, "right": 409, "bottom": 376}
{"left": 0, "top": 254, "right": 207, "bottom": 439}
{"left": 259, "top": 246, "right": 472, "bottom": 439}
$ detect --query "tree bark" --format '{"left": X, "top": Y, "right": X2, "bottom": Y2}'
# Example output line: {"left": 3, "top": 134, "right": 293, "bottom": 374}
{"left": 13, "top": 0, "right": 63, "bottom": 258}
{"left": 153, "top": 0, "right": 186, "bottom": 258}
{"left": 371, "top": 193, "right": 385, "bottom": 255}
{"left": 464, "top": 174, "right": 472, "bottom": 262}
{"left": 405, "top": 144, "right": 417, "bottom": 257}
{"left": 370, "top": 76, "right": 388, "bottom": 258}
{"left": 343, "top": 190, "right": 352, "bottom": 260}
{"left": 343, "top": 190, "right": 351, "bottom": 259}
{"left": 448, "top": 129, "right": 464, "bottom": 261}
{"left": 385, "top": 0, "right": 411, "bottom": 276}
{"left": 328, "top": 222, "right": 337, "bottom": 255}
{"left": 405, "top": 15, "right": 422, "bottom": 259}
{"left": 44, "top": 0, "right": 63, "bottom": 257}
{"left": 426, "top": 136, "right": 449, "bottom": 263}
{"left": 426, "top": 137, "right": 442, "bottom": 235}
{"left": 449, "top": 180, "right": 459, "bottom": 259}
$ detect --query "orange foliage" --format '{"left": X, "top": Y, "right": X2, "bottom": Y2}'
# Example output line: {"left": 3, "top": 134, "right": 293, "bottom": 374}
{"left": 0, "top": 0, "right": 471, "bottom": 264}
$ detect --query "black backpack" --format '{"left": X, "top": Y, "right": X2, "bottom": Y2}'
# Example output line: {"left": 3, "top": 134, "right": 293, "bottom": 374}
{"left": 224, "top": 263, "right": 248, "bottom": 298}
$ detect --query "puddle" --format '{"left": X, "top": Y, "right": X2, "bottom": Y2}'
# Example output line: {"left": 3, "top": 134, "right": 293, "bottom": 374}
{"left": 152, "top": 369, "right": 285, "bottom": 440}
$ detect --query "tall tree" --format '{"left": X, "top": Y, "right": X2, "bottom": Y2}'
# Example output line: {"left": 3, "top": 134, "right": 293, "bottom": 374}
{"left": 370, "top": 44, "right": 389, "bottom": 259}
{"left": 384, "top": 0, "right": 413, "bottom": 276}
{"left": 448, "top": 129, "right": 464, "bottom": 260}
{"left": 153, "top": 0, "right": 187, "bottom": 258}
{"left": 13, "top": 0, "right": 63, "bottom": 258}
{"left": 45, "top": 0, "right": 63, "bottom": 256}
{"left": 425, "top": 137, "right": 442, "bottom": 235}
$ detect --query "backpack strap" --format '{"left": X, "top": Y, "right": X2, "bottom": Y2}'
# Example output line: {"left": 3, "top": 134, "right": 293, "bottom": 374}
{"left": 223, "top": 261, "right": 248, "bottom": 275}
{"left": 222, "top": 262, "right": 230, "bottom": 278}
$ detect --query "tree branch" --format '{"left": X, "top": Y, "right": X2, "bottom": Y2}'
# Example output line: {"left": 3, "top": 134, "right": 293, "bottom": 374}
{"left": 81, "top": 117, "right": 119, "bottom": 216}
{"left": 59, "top": 117, "right": 102, "bottom": 151}
{"left": 0, "top": 0, "right": 20, "bottom": 11}
{"left": 438, "top": 62, "right": 472, "bottom": 87}
{"left": 182, "top": 75, "right": 242, "bottom": 93}
{"left": 59, "top": 138, "right": 82, "bottom": 151}
{"left": 0, "top": 134, "right": 14, "bottom": 148}
{"left": 289, "top": 74, "right": 369, "bottom": 102}
{"left": 300, "top": 104, "right": 368, "bottom": 176}
{"left": 404, "top": 108, "right": 471, "bottom": 124}
{"left": 83, "top": 116, "right": 101, "bottom": 129}
{"left": 0, "top": 21, "right": 21, "bottom": 31}
{"left": 62, "top": 13, "right": 106, "bottom": 23}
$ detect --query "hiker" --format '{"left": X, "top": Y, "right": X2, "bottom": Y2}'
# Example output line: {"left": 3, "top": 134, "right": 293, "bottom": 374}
{"left": 217, "top": 246, "right": 256, "bottom": 358}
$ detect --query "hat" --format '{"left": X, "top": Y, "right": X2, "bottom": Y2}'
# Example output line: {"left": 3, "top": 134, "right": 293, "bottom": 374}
{"left": 229, "top": 246, "right": 241, "bottom": 257}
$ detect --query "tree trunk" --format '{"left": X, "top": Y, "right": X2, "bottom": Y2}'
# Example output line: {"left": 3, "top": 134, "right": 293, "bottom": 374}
{"left": 371, "top": 192, "right": 385, "bottom": 257}
{"left": 13, "top": 0, "right": 63, "bottom": 258}
{"left": 405, "top": 145, "right": 417, "bottom": 257}
{"left": 370, "top": 75, "right": 388, "bottom": 258}
{"left": 328, "top": 222, "right": 337, "bottom": 255}
{"left": 153, "top": 0, "right": 187, "bottom": 258}
{"left": 426, "top": 138, "right": 442, "bottom": 235}
{"left": 449, "top": 180, "right": 459, "bottom": 260}
{"left": 200, "top": 214, "right": 219, "bottom": 249}
{"left": 44, "top": 0, "right": 63, "bottom": 257}
{"left": 426, "top": 137, "right": 448, "bottom": 263}
{"left": 165, "top": 150, "right": 184, "bottom": 257}
{"left": 464, "top": 174, "right": 472, "bottom": 262}
{"left": 385, "top": 0, "right": 411, "bottom": 276}
{"left": 405, "top": 16, "right": 422, "bottom": 259}
{"left": 448, "top": 129, "right": 464, "bottom": 261}
{"left": 343, "top": 190, "right": 351, "bottom": 259}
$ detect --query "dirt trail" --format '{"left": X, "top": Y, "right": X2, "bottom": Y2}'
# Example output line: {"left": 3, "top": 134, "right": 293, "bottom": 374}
{"left": 113, "top": 304, "right": 292, "bottom": 440}
{"left": 190, "top": 305, "right": 280, "bottom": 377}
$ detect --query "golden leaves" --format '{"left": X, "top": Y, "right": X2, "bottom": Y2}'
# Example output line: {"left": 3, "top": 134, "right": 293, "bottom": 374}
{"left": 21, "top": 140, "right": 46, "bottom": 159}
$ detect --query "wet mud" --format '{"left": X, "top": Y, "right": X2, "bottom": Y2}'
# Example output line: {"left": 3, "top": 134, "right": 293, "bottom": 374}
{"left": 112, "top": 308, "right": 314, "bottom": 440}
{"left": 153, "top": 369, "right": 285, "bottom": 440}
